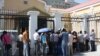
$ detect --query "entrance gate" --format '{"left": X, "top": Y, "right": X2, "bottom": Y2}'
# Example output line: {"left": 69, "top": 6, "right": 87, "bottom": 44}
{"left": 61, "top": 16, "right": 100, "bottom": 43}
{"left": 38, "top": 16, "right": 54, "bottom": 30}
{"left": 61, "top": 17, "right": 83, "bottom": 31}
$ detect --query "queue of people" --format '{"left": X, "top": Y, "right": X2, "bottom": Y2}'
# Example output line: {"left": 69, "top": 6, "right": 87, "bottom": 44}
{"left": 31, "top": 28, "right": 96, "bottom": 56}
{"left": 32, "top": 28, "right": 69, "bottom": 56}
{"left": 0, "top": 28, "right": 96, "bottom": 56}
{"left": 71, "top": 29, "right": 96, "bottom": 53}
{"left": 0, "top": 29, "right": 30, "bottom": 56}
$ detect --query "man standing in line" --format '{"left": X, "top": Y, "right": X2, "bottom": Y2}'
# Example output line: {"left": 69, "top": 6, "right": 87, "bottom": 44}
{"left": 84, "top": 31, "right": 89, "bottom": 51}
{"left": 90, "top": 29, "right": 96, "bottom": 51}
{"left": 18, "top": 31, "right": 23, "bottom": 56}
{"left": 78, "top": 31, "right": 84, "bottom": 52}
{"left": 22, "top": 29, "right": 29, "bottom": 56}
{"left": 60, "top": 28, "right": 69, "bottom": 56}
{"left": 68, "top": 31, "right": 73, "bottom": 56}
{"left": 33, "top": 29, "right": 40, "bottom": 56}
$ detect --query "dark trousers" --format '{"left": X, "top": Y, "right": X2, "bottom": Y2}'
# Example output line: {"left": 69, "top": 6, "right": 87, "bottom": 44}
{"left": 17, "top": 41, "right": 23, "bottom": 56}
{"left": 48, "top": 42, "right": 54, "bottom": 55}
{"left": 54, "top": 42, "right": 58, "bottom": 55}
{"left": 73, "top": 42, "right": 80, "bottom": 52}
{"left": 90, "top": 41, "right": 96, "bottom": 51}
{"left": 43, "top": 43, "right": 46, "bottom": 56}
{"left": 28, "top": 42, "right": 30, "bottom": 56}
{"left": 73, "top": 42, "right": 77, "bottom": 52}
{"left": 85, "top": 39, "right": 89, "bottom": 51}
{"left": 79, "top": 42, "right": 84, "bottom": 52}
{"left": 58, "top": 44, "right": 62, "bottom": 56}
{"left": 5, "top": 44, "right": 11, "bottom": 56}
{"left": 34, "top": 41, "right": 40, "bottom": 56}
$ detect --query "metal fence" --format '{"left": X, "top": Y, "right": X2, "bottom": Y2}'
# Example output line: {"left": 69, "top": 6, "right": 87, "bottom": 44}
{"left": 0, "top": 9, "right": 55, "bottom": 34}
{"left": 38, "top": 16, "right": 54, "bottom": 30}
{"left": 88, "top": 16, "right": 100, "bottom": 43}
{"left": 61, "top": 17, "right": 83, "bottom": 31}
{"left": 61, "top": 16, "right": 100, "bottom": 43}
{"left": 0, "top": 9, "right": 29, "bottom": 34}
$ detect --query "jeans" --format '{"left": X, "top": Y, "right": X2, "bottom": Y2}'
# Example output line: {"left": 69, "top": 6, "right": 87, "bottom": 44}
{"left": 17, "top": 41, "right": 23, "bottom": 56}
{"left": 90, "top": 41, "right": 96, "bottom": 51}
{"left": 12, "top": 41, "right": 17, "bottom": 55}
{"left": 85, "top": 39, "right": 89, "bottom": 51}
{"left": 5, "top": 44, "right": 11, "bottom": 56}
{"left": 79, "top": 42, "right": 84, "bottom": 52}
{"left": 42, "top": 43, "right": 46, "bottom": 56}
{"left": 23, "top": 43, "right": 28, "bottom": 56}
{"left": 34, "top": 40, "right": 40, "bottom": 56}
{"left": 62, "top": 43, "right": 68, "bottom": 56}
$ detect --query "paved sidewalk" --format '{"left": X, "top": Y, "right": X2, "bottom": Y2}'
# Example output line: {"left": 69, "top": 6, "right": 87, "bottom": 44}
{"left": 73, "top": 45, "right": 100, "bottom": 56}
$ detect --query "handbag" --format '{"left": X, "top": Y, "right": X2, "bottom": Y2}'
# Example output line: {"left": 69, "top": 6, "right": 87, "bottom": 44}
{"left": 45, "top": 45, "right": 49, "bottom": 54}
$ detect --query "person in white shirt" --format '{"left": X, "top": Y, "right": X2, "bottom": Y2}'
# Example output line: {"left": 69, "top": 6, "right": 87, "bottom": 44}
{"left": 18, "top": 32, "right": 23, "bottom": 56}
{"left": 78, "top": 31, "right": 84, "bottom": 43}
{"left": 84, "top": 31, "right": 89, "bottom": 51}
{"left": 11, "top": 33, "right": 17, "bottom": 56}
{"left": 68, "top": 31, "right": 73, "bottom": 56}
{"left": 33, "top": 30, "right": 40, "bottom": 56}
{"left": 78, "top": 31, "right": 84, "bottom": 52}
{"left": 90, "top": 29, "right": 96, "bottom": 51}
{"left": 18, "top": 33, "right": 23, "bottom": 42}
{"left": 33, "top": 32, "right": 40, "bottom": 41}
{"left": 90, "top": 29, "right": 95, "bottom": 41}
{"left": 53, "top": 31, "right": 59, "bottom": 55}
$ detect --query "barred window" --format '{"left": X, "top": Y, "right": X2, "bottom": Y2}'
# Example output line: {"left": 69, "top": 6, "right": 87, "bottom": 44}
{"left": 0, "top": 19, "right": 4, "bottom": 30}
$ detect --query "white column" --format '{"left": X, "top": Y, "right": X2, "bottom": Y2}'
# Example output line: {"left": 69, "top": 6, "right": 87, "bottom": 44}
{"left": 27, "top": 11, "right": 40, "bottom": 40}
{"left": 54, "top": 13, "right": 62, "bottom": 31}
{"left": 83, "top": 17, "right": 88, "bottom": 31}
{"left": 81, "top": 14, "right": 89, "bottom": 33}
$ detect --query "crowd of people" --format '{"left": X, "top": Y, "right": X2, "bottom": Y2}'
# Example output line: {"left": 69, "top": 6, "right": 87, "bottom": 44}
{"left": 0, "top": 28, "right": 96, "bottom": 56}
{"left": 31, "top": 28, "right": 96, "bottom": 56}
